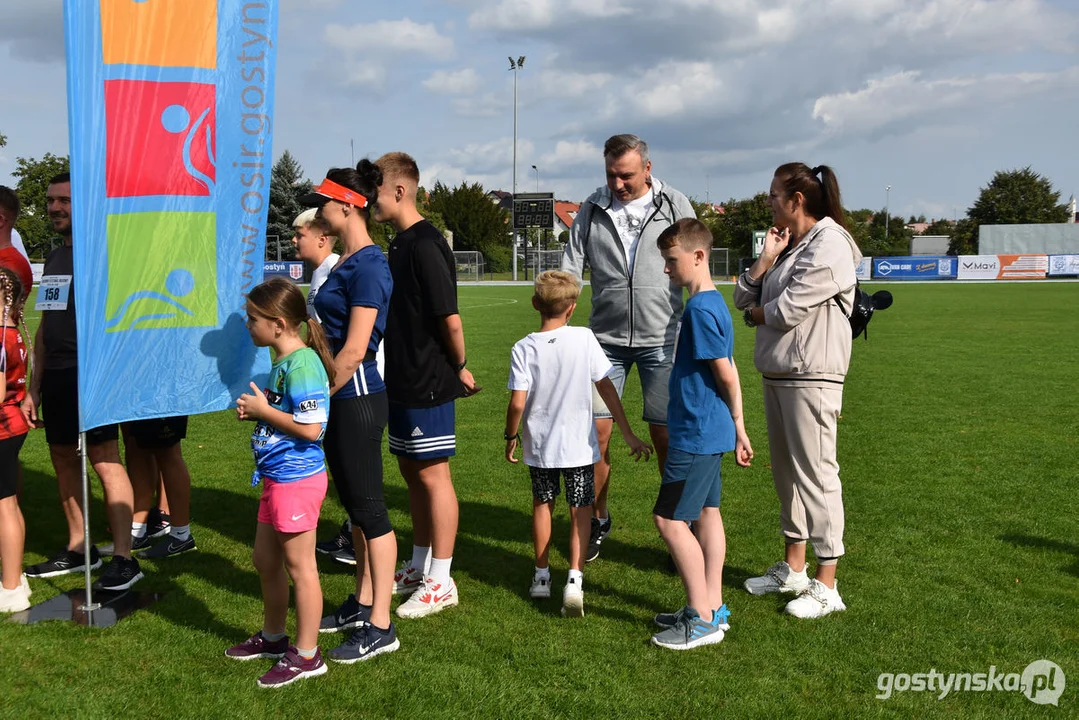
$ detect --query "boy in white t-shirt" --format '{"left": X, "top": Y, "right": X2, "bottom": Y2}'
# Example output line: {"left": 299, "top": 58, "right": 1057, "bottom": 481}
{"left": 291, "top": 208, "right": 340, "bottom": 322}
{"left": 504, "top": 271, "right": 653, "bottom": 617}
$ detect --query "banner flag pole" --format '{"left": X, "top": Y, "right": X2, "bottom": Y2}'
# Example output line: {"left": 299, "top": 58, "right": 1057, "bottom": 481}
{"left": 78, "top": 432, "right": 99, "bottom": 613}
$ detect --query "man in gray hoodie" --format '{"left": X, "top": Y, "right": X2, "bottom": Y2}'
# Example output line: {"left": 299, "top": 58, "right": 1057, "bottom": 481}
{"left": 561, "top": 134, "right": 696, "bottom": 561}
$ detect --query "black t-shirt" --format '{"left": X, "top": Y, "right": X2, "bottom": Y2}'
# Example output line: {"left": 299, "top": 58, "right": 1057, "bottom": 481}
{"left": 384, "top": 220, "right": 463, "bottom": 407}
{"left": 41, "top": 242, "right": 78, "bottom": 371}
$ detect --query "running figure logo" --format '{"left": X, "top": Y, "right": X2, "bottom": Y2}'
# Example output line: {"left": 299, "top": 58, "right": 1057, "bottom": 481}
{"left": 104, "top": 80, "right": 216, "bottom": 198}
{"left": 105, "top": 212, "right": 217, "bottom": 332}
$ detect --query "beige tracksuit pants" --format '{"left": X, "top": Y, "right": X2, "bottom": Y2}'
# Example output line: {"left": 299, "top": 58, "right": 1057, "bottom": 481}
{"left": 763, "top": 382, "right": 845, "bottom": 562}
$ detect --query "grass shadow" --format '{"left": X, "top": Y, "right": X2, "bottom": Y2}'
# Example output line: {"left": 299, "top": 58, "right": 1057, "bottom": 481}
{"left": 999, "top": 533, "right": 1079, "bottom": 577}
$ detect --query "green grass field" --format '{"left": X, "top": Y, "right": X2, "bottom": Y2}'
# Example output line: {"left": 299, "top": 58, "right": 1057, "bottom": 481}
{"left": 2, "top": 282, "right": 1076, "bottom": 718}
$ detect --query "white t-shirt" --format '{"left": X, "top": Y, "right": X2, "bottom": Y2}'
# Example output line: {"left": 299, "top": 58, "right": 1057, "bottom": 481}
{"left": 507, "top": 325, "right": 613, "bottom": 468}
{"left": 605, "top": 178, "right": 661, "bottom": 276}
{"left": 306, "top": 253, "right": 340, "bottom": 321}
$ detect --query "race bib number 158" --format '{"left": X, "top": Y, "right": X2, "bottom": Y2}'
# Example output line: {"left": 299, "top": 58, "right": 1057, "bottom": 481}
{"left": 36, "top": 275, "right": 72, "bottom": 311}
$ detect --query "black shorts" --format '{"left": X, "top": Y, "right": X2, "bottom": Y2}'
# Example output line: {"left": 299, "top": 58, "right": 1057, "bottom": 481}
{"left": 528, "top": 465, "right": 595, "bottom": 507}
{"left": 124, "top": 416, "right": 188, "bottom": 449}
{"left": 324, "top": 392, "right": 391, "bottom": 540}
{"left": 41, "top": 367, "right": 118, "bottom": 446}
{"left": 0, "top": 433, "right": 27, "bottom": 499}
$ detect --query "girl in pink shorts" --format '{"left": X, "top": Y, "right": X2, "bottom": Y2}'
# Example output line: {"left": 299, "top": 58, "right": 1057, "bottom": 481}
{"left": 226, "top": 278, "right": 335, "bottom": 688}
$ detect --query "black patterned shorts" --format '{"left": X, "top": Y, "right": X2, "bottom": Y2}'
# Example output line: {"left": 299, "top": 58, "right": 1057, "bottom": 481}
{"left": 528, "top": 464, "right": 595, "bottom": 507}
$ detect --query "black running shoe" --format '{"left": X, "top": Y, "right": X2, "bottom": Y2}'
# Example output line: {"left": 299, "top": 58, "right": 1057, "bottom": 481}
{"left": 316, "top": 520, "right": 352, "bottom": 556}
{"left": 585, "top": 515, "right": 612, "bottom": 563}
{"left": 319, "top": 593, "right": 370, "bottom": 634}
{"left": 140, "top": 534, "right": 197, "bottom": 560}
{"left": 131, "top": 534, "right": 153, "bottom": 552}
{"left": 331, "top": 547, "right": 357, "bottom": 566}
{"left": 146, "top": 508, "right": 172, "bottom": 539}
{"left": 92, "top": 556, "right": 144, "bottom": 591}
{"left": 25, "top": 546, "right": 102, "bottom": 578}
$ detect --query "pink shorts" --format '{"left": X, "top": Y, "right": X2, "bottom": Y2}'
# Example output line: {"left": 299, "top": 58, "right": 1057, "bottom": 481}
{"left": 257, "top": 471, "right": 327, "bottom": 534}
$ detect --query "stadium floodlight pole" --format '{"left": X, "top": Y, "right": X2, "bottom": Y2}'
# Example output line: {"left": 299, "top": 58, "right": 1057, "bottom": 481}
{"left": 885, "top": 185, "right": 892, "bottom": 243}
{"left": 509, "top": 55, "right": 525, "bottom": 281}
{"left": 532, "top": 164, "right": 539, "bottom": 192}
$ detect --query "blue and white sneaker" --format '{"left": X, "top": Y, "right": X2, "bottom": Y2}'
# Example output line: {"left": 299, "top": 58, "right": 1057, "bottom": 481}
{"left": 654, "top": 603, "right": 731, "bottom": 630}
{"left": 327, "top": 623, "right": 400, "bottom": 664}
{"left": 651, "top": 606, "right": 726, "bottom": 650}
{"left": 319, "top": 594, "right": 370, "bottom": 634}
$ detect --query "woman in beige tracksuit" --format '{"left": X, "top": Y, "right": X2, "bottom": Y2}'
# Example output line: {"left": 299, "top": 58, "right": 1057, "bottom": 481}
{"left": 733, "top": 162, "right": 861, "bottom": 619}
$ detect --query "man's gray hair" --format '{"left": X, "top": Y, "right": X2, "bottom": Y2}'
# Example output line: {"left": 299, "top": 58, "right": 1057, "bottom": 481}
{"left": 603, "top": 134, "right": 649, "bottom": 165}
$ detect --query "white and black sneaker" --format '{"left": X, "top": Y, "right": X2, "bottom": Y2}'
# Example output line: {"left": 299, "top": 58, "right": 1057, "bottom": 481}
{"left": 25, "top": 546, "right": 102, "bottom": 578}
{"left": 141, "top": 534, "right": 197, "bottom": 560}
{"left": 585, "top": 515, "right": 612, "bottom": 563}
{"left": 146, "top": 508, "right": 172, "bottom": 539}
{"left": 92, "top": 556, "right": 144, "bottom": 591}
{"left": 316, "top": 520, "right": 353, "bottom": 556}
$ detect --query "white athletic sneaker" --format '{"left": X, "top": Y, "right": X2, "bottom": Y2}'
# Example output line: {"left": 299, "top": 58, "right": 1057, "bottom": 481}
{"left": 529, "top": 573, "right": 551, "bottom": 599}
{"left": 561, "top": 579, "right": 584, "bottom": 618}
{"left": 784, "top": 579, "right": 846, "bottom": 619}
{"left": 743, "top": 561, "right": 811, "bottom": 595}
{"left": 396, "top": 576, "right": 459, "bottom": 619}
{"left": 392, "top": 564, "right": 424, "bottom": 596}
{"left": 0, "top": 582, "right": 30, "bottom": 613}
{"left": 20, "top": 572, "right": 31, "bottom": 598}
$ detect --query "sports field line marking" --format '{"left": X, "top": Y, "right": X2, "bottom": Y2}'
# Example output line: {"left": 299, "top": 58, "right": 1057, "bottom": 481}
{"left": 458, "top": 297, "right": 519, "bottom": 310}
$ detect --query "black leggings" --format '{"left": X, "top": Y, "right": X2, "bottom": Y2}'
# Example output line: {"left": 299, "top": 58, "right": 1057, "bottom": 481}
{"left": 324, "top": 392, "right": 391, "bottom": 540}
{"left": 0, "top": 433, "right": 27, "bottom": 499}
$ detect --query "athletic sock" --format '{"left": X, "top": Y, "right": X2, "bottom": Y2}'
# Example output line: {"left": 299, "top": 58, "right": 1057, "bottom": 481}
{"left": 596, "top": 513, "right": 609, "bottom": 524}
{"left": 296, "top": 646, "right": 317, "bottom": 659}
{"left": 262, "top": 630, "right": 286, "bottom": 642}
{"left": 534, "top": 566, "right": 551, "bottom": 580}
{"left": 568, "top": 569, "right": 584, "bottom": 586}
{"left": 429, "top": 556, "right": 452, "bottom": 584}
{"left": 131, "top": 522, "right": 147, "bottom": 539}
{"left": 345, "top": 518, "right": 352, "bottom": 532}
{"left": 171, "top": 524, "right": 191, "bottom": 542}
{"left": 411, "top": 545, "right": 432, "bottom": 575}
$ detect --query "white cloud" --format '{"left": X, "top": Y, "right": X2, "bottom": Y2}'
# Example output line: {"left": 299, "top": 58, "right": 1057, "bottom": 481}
{"left": 540, "top": 140, "right": 602, "bottom": 168}
{"left": 469, "top": 0, "right": 632, "bottom": 31}
{"left": 423, "top": 68, "right": 480, "bottom": 96}
{"left": 324, "top": 19, "right": 454, "bottom": 59}
{"left": 535, "top": 70, "right": 612, "bottom": 99}
{"left": 452, "top": 92, "right": 505, "bottom": 118}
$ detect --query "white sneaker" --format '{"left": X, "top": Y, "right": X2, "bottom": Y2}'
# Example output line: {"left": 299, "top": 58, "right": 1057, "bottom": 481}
{"left": 744, "top": 561, "right": 811, "bottom": 595}
{"left": 20, "top": 573, "right": 31, "bottom": 598}
{"left": 529, "top": 573, "right": 551, "bottom": 599}
{"left": 0, "top": 582, "right": 30, "bottom": 613}
{"left": 396, "top": 576, "right": 458, "bottom": 619}
{"left": 561, "top": 579, "right": 584, "bottom": 618}
{"left": 784, "top": 579, "right": 846, "bottom": 619}
{"left": 392, "top": 564, "right": 424, "bottom": 596}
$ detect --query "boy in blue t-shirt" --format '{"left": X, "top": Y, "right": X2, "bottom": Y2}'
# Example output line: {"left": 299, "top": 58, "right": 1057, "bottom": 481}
{"left": 650, "top": 219, "right": 753, "bottom": 651}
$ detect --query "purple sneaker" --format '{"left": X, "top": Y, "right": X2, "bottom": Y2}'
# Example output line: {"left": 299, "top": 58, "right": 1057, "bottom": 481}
{"left": 257, "top": 647, "right": 328, "bottom": 688}
{"left": 225, "top": 632, "right": 289, "bottom": 661}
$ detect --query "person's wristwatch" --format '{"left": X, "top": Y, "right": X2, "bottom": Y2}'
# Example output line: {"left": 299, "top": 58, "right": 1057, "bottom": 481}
{"left": 453, "top": 357, "right": 467, "bottom": 372}
{"left": 503, "top": 430, "right": 520, "bottom": 441}
{"left": 743, "top": 308, "right": 759, "bottom": 328}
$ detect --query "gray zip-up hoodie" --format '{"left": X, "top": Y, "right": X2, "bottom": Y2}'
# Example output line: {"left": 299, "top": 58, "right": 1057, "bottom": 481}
{"left": 733, "top": 217, "right": 862, "bottom": 384}
{"left": 561, "top": 181, "right": 696, "bottom": 347}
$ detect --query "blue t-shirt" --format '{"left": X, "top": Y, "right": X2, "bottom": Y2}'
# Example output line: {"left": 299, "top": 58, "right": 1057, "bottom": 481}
{"left": 251, "top": 347, "right": 330, "bottom": 483}
{"left": 667, "top": 290, "right": 736, "bottom": 455}
{"left": 312, "top": 245, "right": 392, "bottom": 398}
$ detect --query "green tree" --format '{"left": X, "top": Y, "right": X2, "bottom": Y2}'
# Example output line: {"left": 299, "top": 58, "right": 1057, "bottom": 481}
{"left": 715, "top": 193, "right": 771, "bottom": 260}
{"left": 947, "top": 219, "right": 978, "bottom": 256}
{"left": 921, "top": 219, "right": 954, "bottom": 236}
{"left": 862, "top": 209, "right": 913, "bottom": 256}
{"left": 266, "top": 150, "right": 312, "bottom": 260}
{"left": 968, "top": 167, "right": 1069, "bottom": 226}
{"left": 427, "top": 181, "right": 511, "bottom": 272}
{"left": 12, "top": 152, "right": 70, "bottom": 260}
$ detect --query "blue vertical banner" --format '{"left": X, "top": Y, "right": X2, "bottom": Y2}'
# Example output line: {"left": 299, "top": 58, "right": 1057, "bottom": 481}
{"left": 63, "top": 0, "right": 277, "bottom": 429}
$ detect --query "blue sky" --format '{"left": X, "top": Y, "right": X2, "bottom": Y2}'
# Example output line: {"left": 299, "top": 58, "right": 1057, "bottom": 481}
{"left": 1, "top": 0, "right": 1077, "bottom": 220}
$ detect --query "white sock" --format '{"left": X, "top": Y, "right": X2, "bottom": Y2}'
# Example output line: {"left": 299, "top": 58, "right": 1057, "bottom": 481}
{"left": 568, "top": 569, "right": 583, "bottom": 587}
{"left": 596, "top": 512, "right": 609, "bottom": 523}
{"left": 534, "top": 566, "right": 551, "bottom": 580}
{"left": 296, "top": 646, "right": 317, "bottom": 659}
{"left": 429, "top": 556, "right": 452, "bottom": 584}
{"left": 410, "top": 545, "right": 431, "bottom": 574}
{"left": 262, "top": 630, "right": 286, "bottom": 642}
{"left": 171, "top": 524, "right": 191, "bottom": 542}
{"left": 131, "top": 522, "right": 147, "bottom": 539}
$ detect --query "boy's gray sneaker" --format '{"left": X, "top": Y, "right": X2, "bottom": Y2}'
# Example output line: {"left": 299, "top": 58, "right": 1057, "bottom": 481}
{"left": 651, "top": 607, "right": 726, "bottom": 650}
{"left": 743, "top": 561, "right": 811, "bottom": 595}
{"left": 654, "top": 603, "right": 731, "bottom": 630}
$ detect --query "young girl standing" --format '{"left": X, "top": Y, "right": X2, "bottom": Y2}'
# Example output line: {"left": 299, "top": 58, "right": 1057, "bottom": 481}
{"left": 0, "top": 268, "right": 31, "bottom": 613}
{"left": 225, "top": 277, "right": 334, "bottom": 688}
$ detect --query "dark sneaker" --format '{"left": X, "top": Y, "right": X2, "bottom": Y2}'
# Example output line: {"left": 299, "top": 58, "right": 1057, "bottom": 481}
{"left": 319, "top": 594, "right": 370, "bottom": 634}
{"left": 25, "top": 546, "right": 102, "bottom": 578}
{"left": 327, "top": 623, "right": 400, "bottom": 664}
{"left": 225, "top": 631, "right": 289, "bottom": 661}
{"left": 316, "top": 520, "right": 352, "bottom": 555}
{"left": 257, "top": 647, "right": 327, "bottom": 688}
{"left": 130, "top": 534, "right": 153, "bottom": 552}
{"left": 91, "top": 556, "right": 144, "bottom": 591}
{"left": 655, "top": 603, "right": 731, "bottom": 630}
{"left": 651, "top": 606, "right": 726, "bottom": 650}
{"left": 140, "top": 534, "right": 197, "bottom": 559}
{"left": 585, "top": 515, "right": 612, "bottom": 563}
{"left": 147, "top": 508, "right": 172, "bottom": 539}
{"left": 330, "top": 547, "right": 357, "bottom": 566}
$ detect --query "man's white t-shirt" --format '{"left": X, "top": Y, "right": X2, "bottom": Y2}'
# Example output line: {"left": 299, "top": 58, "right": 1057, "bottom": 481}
{"left": 605, "top": 178, "right": 662, "bottom": 276}
{"left": 306, "top": 253, "right": 340, "bottom": 321}
{"left": 507, "top": 325, "right": 613, "bottom": 468}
